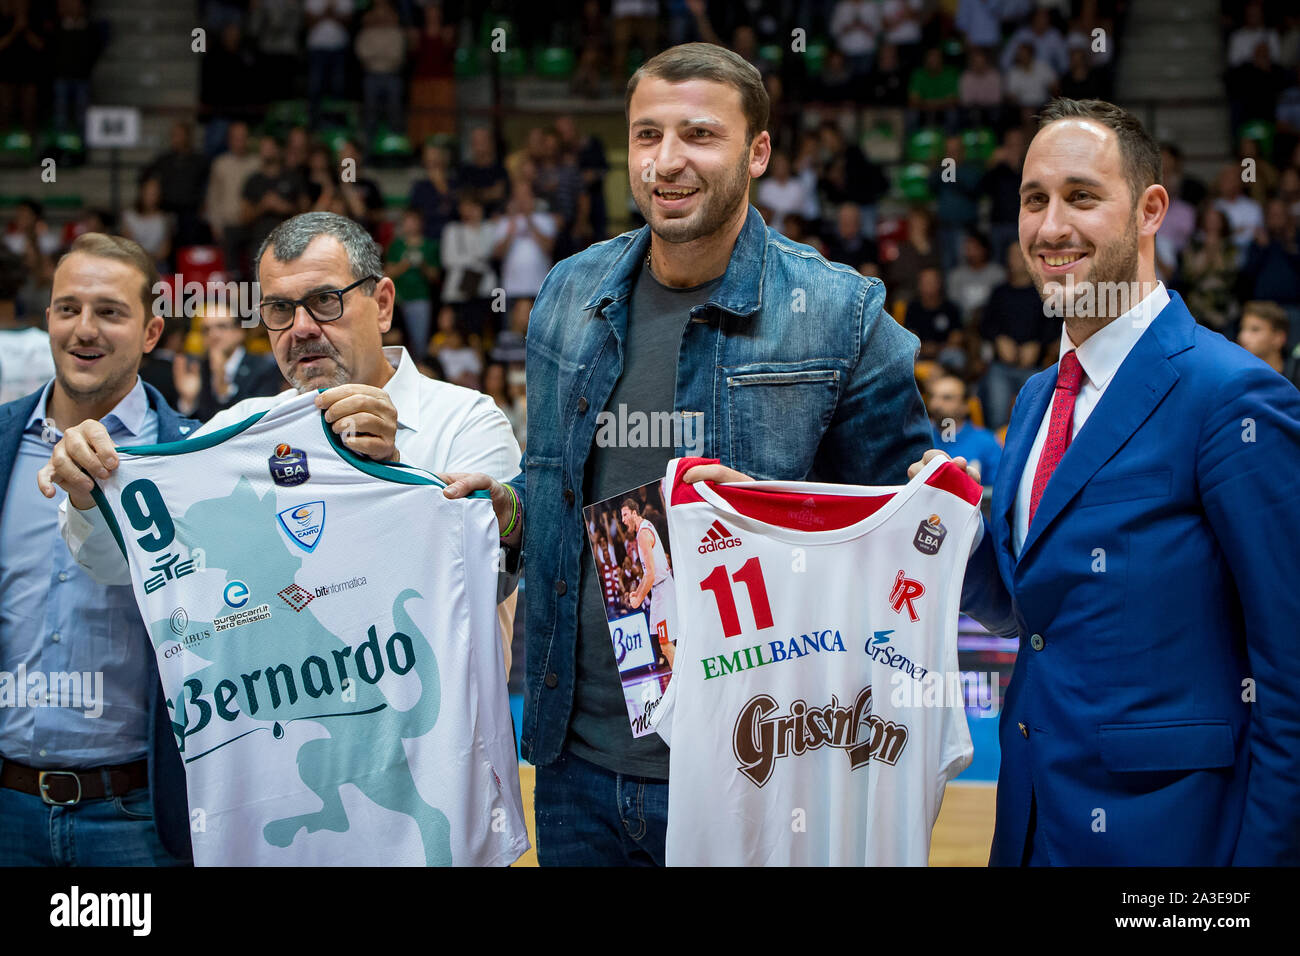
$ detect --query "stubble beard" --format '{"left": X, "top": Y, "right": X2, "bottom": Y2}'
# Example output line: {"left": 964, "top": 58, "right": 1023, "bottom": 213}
{"left": 636, "top": 147, "right": 752, "bottom": 246}
{"left": 1032, "top": 208, "right": 1141, "bottom": 337}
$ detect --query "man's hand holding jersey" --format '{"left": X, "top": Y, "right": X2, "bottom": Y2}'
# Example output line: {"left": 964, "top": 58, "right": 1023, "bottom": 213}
{"left": 38, "top": 385, "right": 403, "bottom": 507}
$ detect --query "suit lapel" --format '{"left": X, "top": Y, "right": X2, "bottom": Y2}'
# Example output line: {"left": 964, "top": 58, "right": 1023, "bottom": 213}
{"left": 994, "top": 370, "right": 1052, "bottom": 569}
{"left": 1017, "top": 300, "right": 1190, "bottom": 561}
{"left": 0, "top": 391, "right": 45, "bottom": 509}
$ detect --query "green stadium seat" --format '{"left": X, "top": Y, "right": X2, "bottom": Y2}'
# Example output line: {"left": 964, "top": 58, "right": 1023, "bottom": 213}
{"left": 905, "top": 127, "right": 944, "bottom": 163}
{"left": 898, "top": 163, "right": 933, "bottom": 202}
{"left": 1238, "top": 119, "right": 1274, "bottom": 158}
{"left": 266, "top": 99, "right": 309, "bottom": 130}
{"left": 535, "top": 46, "right": 575, "bottom": 78}
{"left": 370, "top": 128, "right": 414, "bottom": 167}
{"left": 0, "top": 128, "right": 35, "bottom": 166}
{"left": 498, "top": 46, "right": 528, "bottom": 76}
{"left": 759, "top": 44, "right": 783, "bottom": 67}
{"left": 320, "top": 127, "right": 353, "bottom": 157}
{"left": 454, "top": 46, "right": 484, "bottom": 78}
{"left": 961, "top": 127, "right": 995, "bottom": 164}
{"left": 803, "top": 40, "right": 828, "bottom": 77}
{"left": 942, "top": 38, "right": 965, "bottom": 61}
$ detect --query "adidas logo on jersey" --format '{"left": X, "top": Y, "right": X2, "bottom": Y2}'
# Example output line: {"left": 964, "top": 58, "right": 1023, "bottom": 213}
{"left": 698, "top": 520, "right": 742, "bottom": 554}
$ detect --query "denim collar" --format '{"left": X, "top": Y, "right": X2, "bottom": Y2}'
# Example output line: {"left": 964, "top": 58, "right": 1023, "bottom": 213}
{"left": 582, "top": 204, "right": 768, "bottom": 319}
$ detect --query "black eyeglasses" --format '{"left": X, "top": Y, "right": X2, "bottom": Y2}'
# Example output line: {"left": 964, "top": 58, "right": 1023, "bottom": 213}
{"left": 256, "top": 275, "right": 380, "bottom": 330}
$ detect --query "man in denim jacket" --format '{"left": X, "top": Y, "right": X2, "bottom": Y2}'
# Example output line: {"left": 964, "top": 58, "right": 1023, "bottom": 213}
{"left": 447, "top": 43, "right": 930, "bottom": 865}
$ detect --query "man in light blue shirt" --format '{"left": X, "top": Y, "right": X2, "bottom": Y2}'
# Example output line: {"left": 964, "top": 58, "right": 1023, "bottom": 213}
{"left": 0, "top": 233, "right": 196, "bottom": 865}
{"left": 927, "top": 372, "right": 1001, "bottom": 489}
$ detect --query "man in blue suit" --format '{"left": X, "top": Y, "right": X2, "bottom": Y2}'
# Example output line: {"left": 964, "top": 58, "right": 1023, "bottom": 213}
{"left": 0, "top": 233, "right": 196, "bottom": 865}
{"left": 917, "top": 98, "right": 1300, "bottom": 865}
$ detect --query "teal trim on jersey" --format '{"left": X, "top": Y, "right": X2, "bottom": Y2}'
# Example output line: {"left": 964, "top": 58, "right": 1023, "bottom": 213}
{"left": 318, "top": 410, "right": 490, "bottom": 498}
{"left": 113, "top": 409, "right": 269, "bottom": 456}
{"left": 89, "top": 483, "right": 129, "bottom": 561}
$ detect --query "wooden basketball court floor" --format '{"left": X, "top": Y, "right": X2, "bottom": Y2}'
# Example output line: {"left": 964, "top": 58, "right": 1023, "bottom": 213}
{"left": 512, "top": 764, "right": 997, "bottom": 866}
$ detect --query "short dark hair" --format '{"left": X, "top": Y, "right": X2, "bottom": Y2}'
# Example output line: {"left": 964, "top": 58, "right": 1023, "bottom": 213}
{"left": 626, "top": 42, "right": 769, "bottom": 144}
{"left": 57, "top": 232, "right": 159, "bottom": 319}
{"left": 1037, "top": 98, "right": 1162, "bottom": 207}
{"left": 1242, "top": 300, "right": 1289, "bottom": 336}
{"left": 621, "top": 497, "right": 641, "bottom": 515}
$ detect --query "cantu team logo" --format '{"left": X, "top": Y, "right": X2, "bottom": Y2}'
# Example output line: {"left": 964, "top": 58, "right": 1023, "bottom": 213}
{"left": 277, "top": 501, "right": 326, "bottom": 553}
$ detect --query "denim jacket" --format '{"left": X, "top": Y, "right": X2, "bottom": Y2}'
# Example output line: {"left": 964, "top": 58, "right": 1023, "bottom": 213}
{"left": 509, "top": 204, "right": 930, "bottom": 767}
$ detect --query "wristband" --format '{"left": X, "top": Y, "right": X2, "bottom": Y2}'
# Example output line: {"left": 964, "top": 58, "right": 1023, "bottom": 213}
{"left": 499, "top": 483, "right": 520, "bottom": 541}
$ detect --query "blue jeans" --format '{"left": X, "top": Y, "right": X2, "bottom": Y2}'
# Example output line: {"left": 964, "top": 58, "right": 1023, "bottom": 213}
{"left": 0, "top": 768, "right": 187, "bottom": 867}
{"left": 534, "top": 749, "right": 668, "bottom": 866}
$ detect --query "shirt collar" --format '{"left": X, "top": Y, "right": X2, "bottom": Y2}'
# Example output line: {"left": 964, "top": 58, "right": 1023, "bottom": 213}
{"left": 1060, "top": 281, "right": 1169, "bottom": 391}
{"left": 379, "top": 346, "right": 420, "bottom": 433}
{"left": 224, "top": 346, "right": 245, "bottom": 386}
{"left": 26, "top": 376, "right": 152, "bottom": 438}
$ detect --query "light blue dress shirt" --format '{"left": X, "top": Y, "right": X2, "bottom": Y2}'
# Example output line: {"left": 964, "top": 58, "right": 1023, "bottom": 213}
{"left": 0, "top": 378, "right": 158, "bottom": 768}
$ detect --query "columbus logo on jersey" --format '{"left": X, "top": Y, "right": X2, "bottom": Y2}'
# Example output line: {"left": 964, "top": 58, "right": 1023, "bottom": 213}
{"left": 269, "top": 443, "right": 310, "bottom": 487}
{"left": 698, "top": 519, "right": 742, "bottom": 554}
{"left": 732, "top": 686, "right": 909, "bottom": 787}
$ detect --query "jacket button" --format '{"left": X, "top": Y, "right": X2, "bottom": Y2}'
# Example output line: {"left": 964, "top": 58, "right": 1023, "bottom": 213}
{"left": 1029, "top": 633, "right": 1045, "bottom": 651}
{"left": 545, "top": 672, "right": 558, "bottom": 689}
{"left": 1019, "top": 722, "right": 1028, "bottom": 738}
{"left": 555, "top": 579, "right": 567, "bottom": 595}
{"left": 577, "top": 396, "right": 589, "bottom": 413}
{"left": 563, "top": 488, "right": 575, "bottom": 505}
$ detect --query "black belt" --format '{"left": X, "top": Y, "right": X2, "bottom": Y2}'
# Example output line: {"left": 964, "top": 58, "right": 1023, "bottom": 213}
{"left": 0, "top": 757, "right": 148, "bottom": 806}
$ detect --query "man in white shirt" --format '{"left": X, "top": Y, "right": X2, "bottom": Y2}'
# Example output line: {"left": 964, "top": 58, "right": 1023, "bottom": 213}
{"left": 40, "top": 212, "right": 524, "bottom": 668}
{"left": 492, "top": 179, "right": 557, "bottom": 307}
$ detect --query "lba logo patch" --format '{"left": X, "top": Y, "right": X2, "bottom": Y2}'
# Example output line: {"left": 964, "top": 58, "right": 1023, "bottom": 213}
{"left": 277, "top": 501, "right": 325, "bottom": 552}
{"left": 269, "top": 443, "right": 310, "bottom": 487}
{"left": 913, "top": 514, "right": 947, "bottom": 555}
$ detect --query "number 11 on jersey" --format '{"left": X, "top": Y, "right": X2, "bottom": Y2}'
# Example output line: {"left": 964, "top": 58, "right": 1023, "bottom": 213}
{"left": 699, "top": 557, "right": 774, "bottom": 639}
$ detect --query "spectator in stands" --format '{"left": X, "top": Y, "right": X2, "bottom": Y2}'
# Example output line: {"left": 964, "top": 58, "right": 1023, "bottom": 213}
{"left": 1238, "top": 300, "right": 1300, "bottom": 388}
{"left": 1056, "top": 47, "right": 1105, "bottom": 101}
{"left": 821, "top": 202, "right": 878, "bottom": 270}
{"left": 947, "top": 230, "right": 1005, "bottom": 323}
{"left": 612, "top": 0, "right": 659, "bottom": 80}
{"left": 1281, "top": 165, "right": 1300, "bottom": 221}
{"left": 1239, "top": 198, "right": 1300, "bottom": 308}
{"left": 1226, "top": 39, "right": 1289, "bottom": 137}
{"left": 356, "top": 0, "right": 407, "bottom": 143}
{"left": 886, "top": 206, "right": 940, "bottom": 304}
{"left": 240, "top": 135, "right": 309, "bottom": 261}
{"left": 305, "top": 143, "right": 346, "bottom": 214}
{"left": 977, "top": 244, "right": 1050, "bottom": 430}
{"left": 3, "top": 199, "right": 58, "bottom": 318}
{"left": 282, "top": 125, "right": 312, "bottom": 184}
{"left": 432, "top": 304, "right": 484, "bottom": 388}
{"left": 50, "top": 0, "right": 100, "bottom": 137}
{"left": 248, "top": 0, "right": 303, "bottom": 103}
{"left": 174, "top": 303, "right": 286, "bottom": 422}
{"left": 408, "top": 0, "right": 457, "bottom": 143}
{"left": 926, "top": 372, "right": 1001, "bottom": 488}
{"left": 831, "top": 0, "right": 882, "bottom": 77}
{"left": 204, "top": 122, "right": 260, "bottom": 279}
{"left": 1181, "top": 204, "right": 1241, "bottom": 332}
{"left": 1227, "top": 0, "right": 1280, "bottom": 68}
{"left": 1065, "top": 0, "right": 1114, "bottom": 80}
{"left": 959, "top": 45, "right": 1003, "bottom": 128}
{"left": 199, "top": 22, "right": 259, "bottom": 158}
{"left": 866, "top": 42, "right": 909, "bottom": 107}
{"left": 1238, "top": 135, "right": 1279, "bottom": 206}
{"left": 930, "top": 134, "right": 982, "bottom": 271}
{"left": 304, "top": 0, "right": 352, "bottom": 126}
{"left": 1162, "top": 141, "right": 1207, "bottom": 206}
{"left": 880, "top": 0, "right": 924, "bottom": 68}
{"left": 0, "top": 0, "right": 47, "bottom": 131}
{"left": 1002, "top": 7, "right": 1069, "bottom": 76}
{"left": 410, "top": 142, "right": 458, "bottom": 243}
{"left": 815, "top": 50, "right": 856, "bottom": 105}
{"left": 492, "top": 179, "right": 557, "bottom": 310}
{"left": 491, "top": 296, "right": 530, "bottom": 365}
{"left": 533, "top": 128, "right": 586, "bottom": 255}
{"left": 336, "top": 139, "right": 386, "bottom": 238}
{"left": 441, "top": 191, "right": 497, "bottom": 341}
{"left": 483, "top": 361, "right": 527, "bottom": 450}
{"left": 1276, "top": 63, "right": 1300, "bottom": 165}
{"left": 904, "top": 266, "right": 963, "bottom": 364}
{"left": 1003, "top": 41, "right": 1058, "bottom": 120}
{"left": 0, "top": 246, "right": 54, "bottom": 405}
{"left": 817, "top": 122, "right": 889, "bottom": 239}
{"left": 956, "top": 0, "right": 1001, "bottom": 51}
{"left": 1214, "top": 162, "right": 1265, "bottom": 251}
{"left": 981, "top": 127, "right": 1026, "bottom": 262}
{"left": 908, "top": 47, "right": 960, "bottom": 131}
{"left": 573, "top": 0, "right": 613, "bottom": 97}
{"left": 1156, "top": 169, "right": 1198, "bottom": 281}
{"left": 460, "top": 127, "right": 510, "bottom": 216}
{"left": 556, "top": 114, "right": 611, "bottom": 243}
{"left": 757, "top": 150, "right": 818, "bottom": 236}
{"left": 142, "top": 122, "right": 211, "bottom": 247}
{"left": 120, "top": 178, "right": 173, "bottom": 273}
{"left": 385, "top": 209, "right": 441, "bottom": 361}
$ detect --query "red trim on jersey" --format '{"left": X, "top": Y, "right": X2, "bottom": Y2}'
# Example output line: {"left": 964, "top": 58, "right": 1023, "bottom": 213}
{"left": 925, "top": 460, "right": 982, "bottom": 507}
{"left": 707, "top": 485, "right": 895, "bottom": 530}
{"left": 669, "top": 457, "right": 718, "bottom": 505}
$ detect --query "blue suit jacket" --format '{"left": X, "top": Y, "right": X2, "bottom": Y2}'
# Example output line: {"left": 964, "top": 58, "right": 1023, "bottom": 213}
{"left": 962, "top": 292, "right": 1300, "bottom": 865}
{"left": 0, "top": 380, "right": 198, "bottom": 862}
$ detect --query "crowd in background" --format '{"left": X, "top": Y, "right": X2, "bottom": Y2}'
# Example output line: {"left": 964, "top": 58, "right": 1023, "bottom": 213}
{"left": 4, "top": 0, "right": 1300, "bottom": 473}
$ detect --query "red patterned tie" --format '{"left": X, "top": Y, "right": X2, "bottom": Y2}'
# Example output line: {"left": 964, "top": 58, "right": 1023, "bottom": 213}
{"left": 1027, "top": 350, "right": 1083, "bottom": 529}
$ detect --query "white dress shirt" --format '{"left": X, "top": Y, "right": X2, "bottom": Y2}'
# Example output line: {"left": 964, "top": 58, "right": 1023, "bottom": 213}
{"left": 1012, "top": 282, "right": 1169, "bottom": 557}
{"left": 61, "top": 346, "right": 523, "bottom": 667}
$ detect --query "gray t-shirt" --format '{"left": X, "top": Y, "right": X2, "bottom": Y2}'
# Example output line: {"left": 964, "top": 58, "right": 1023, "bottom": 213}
{"left": 567, "top": 260, "right": 724, "bottom": 778}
